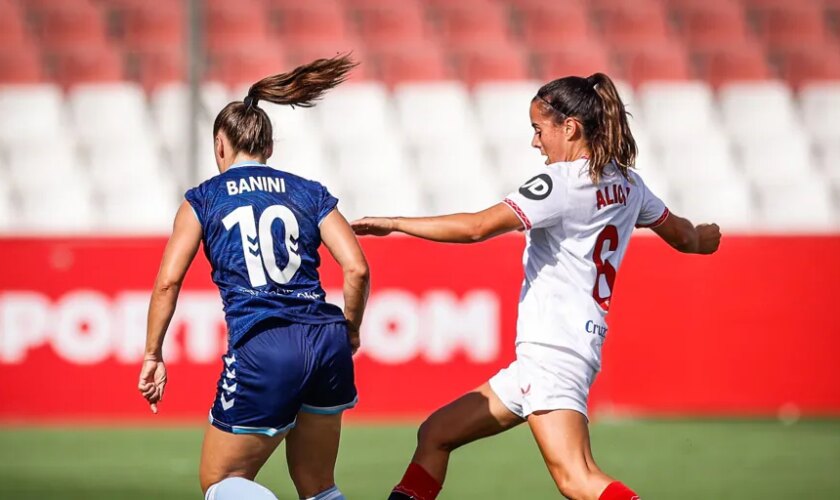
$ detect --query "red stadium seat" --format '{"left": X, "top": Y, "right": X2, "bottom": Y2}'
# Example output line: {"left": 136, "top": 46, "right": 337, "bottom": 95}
{"left": 270, "top": 2, "right": 350, "bottom": 44}
{"left": 51, "top": 45, "right": 124, "bottom": 88}
{"left": 423, "top": 0, "right": 495, "bottom": 7}
{"left": 614, "top": 44, "right": 692, "bottom": 85}
{"left": 662, "top": 0, "right": 736, "bottom": 5}
{"left": 206, "top": 45, "right": 287, "bottom": 89}
{"left": 34, "top": 1, "right": 108, "bottom": 49}
{"left": 534, "top": 42, "right": 614, "bottom": 80}
{"left": 695, "top": 44, "right": 771, "bottom": 87}
{"left": 750, "top": 3, "right": 829, "bottom": 50}
{"left": 673, "top": 2, "right": 751, "bottom": 50}
{"left": 206, "top": 1, "right": 271, "bottom": 51}
{"left": 121, "top": 3, "right": 185, "bottom": 50}
{"left": 373, "top": 44, "right": 452, "bottom": 87}
{"left": 452, "top": 44, "right": 531, "bottom": 86}
{"left": 0, "top": 0, "right": 28, "bottom": 48}
{"left": 506, "top": 0, "right": 581, "bottom": 5}
{"left": 0, "top": 47, "right": 44, "bottom": 84}
{"left": 513, "top": 1, "right": 593, "bottom": 47}
{"left": 778, "top": 48, "right": 840, "bottom": 88}
{"left": 739, "top": 0, "right": 813, "bottom": 6}
{"left": 95, "top": 0, "right": 149, "bottom": 6}
{"left": 264, "top": 0, "right": 333, "bottom": 6}
{"left": 342, "top": 0, "right": 411, "bottom": 7}
{"left": 354, "top": 2, "right": 429, "bottom": 45}
{"left": 95, "top": 0, "right": 152, "bottom": 15}
{"left": 589, "top": 0, "right": 660, "bottom": 7}
{"left": 23, "top": 0, "right": 92, "bottom": 12}
{"left": 433, "top": 2, "right": 512, "bottom": 48}
{"left": 596, "top": 2, "right": 673, "bottom": 46}
{"left": 129, "top": 47, "right": 185, "bottom": 91}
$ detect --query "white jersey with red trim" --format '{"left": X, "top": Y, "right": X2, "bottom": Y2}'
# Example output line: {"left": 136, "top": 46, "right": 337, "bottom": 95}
{"left": 503, "top": 158, "right": 668, "bottom": 370}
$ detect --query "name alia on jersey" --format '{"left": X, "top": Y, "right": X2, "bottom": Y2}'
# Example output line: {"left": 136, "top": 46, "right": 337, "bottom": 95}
{"left": 596, "top": 183, "right": 631, "bottom": 210}
{"left": 226, "top": 176, "right": 286, "bottom": 196}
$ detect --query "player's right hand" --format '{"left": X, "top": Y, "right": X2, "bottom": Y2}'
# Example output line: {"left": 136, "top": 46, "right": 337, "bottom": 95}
{"left": 138, "top": 358, "right": 167, "bottom": 414}
{"left": 347, "top": 326, "right": 361, "bottom": 355}
{"left": 696, "top": 223, "right": 721, "bottom": 254}
{"left": 350, "top": 217, "right": 396, "bottom": 236}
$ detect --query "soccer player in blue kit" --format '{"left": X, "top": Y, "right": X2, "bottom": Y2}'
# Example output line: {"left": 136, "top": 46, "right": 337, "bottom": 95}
{"left": 137, "top": 55, "right": 369, "bottom": 500}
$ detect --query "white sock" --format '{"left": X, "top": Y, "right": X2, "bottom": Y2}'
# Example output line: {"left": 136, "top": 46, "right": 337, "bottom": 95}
{"left": 205, "top": 477, "right": 278, "bottom": 500}
{"left": 305, "top": 485, "right": 345, "bottom": 500}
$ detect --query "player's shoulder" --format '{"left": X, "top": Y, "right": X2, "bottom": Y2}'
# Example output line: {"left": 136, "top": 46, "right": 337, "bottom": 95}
{"left": 186, "top": 171, "right": 221, "bottom": 199}
{"left": 624, "top": 168, "right": 646, "bottom": 186}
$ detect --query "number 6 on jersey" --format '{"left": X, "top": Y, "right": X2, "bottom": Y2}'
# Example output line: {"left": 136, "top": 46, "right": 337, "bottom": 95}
{"left": 223, "top": 204, "right": 301, "bottom": 287}
{"left": 592, "top": 224, "right": 619, "bottom": 310}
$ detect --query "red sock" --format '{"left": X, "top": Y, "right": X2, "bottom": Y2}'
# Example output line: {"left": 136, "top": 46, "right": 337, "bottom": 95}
{"left": 391, "top": 462, "right": 442, "bottom": 500}
{"left": 599, "top": 481, "right": 640, "bottom": 500}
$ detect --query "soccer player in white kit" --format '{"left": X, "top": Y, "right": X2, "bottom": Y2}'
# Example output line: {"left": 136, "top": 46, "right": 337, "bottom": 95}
{"left": 352, "top": 73, "right": 721, "bottom": 500}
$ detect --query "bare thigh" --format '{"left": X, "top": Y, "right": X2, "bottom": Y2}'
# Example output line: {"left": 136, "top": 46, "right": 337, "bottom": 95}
{"left": 413, "top": 382, "right": 525, "bottom": 482}
{"left": 198, "top": 423, "right": 286, "bottom": 493}
{"left": 528, "top": 409, "right": 613, "bottom": 500}
{"left": 285, "top": 411, "right": 343, "bottom": 498}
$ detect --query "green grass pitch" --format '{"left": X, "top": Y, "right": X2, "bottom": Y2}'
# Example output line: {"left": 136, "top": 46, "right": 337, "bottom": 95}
{"left": 1, "top": 420, "right": 839, "bottom": 499}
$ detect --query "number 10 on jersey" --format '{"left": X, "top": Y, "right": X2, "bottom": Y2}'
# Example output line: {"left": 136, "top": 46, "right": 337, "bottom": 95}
{"left": 223, "top": 205, "right": 301, "bottom": 287}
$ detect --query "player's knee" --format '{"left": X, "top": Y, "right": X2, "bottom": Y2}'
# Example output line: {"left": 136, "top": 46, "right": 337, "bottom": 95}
{"left": 416, "top": 417, "right": 457, "bottom": 453}
{"left": 200, "top": 472, "right": 224, "bottom": 494}
{"left": 554, "top": 473, "right": 588, "bottom": 500}
{"left": 544, "top": 460, "right": 596, "bottom": 499}
{"left": 200, "top": 468, "right": 251, "bottom": 494}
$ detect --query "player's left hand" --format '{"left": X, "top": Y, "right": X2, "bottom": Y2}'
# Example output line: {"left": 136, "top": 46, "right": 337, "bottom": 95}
{"left": 138, "top": 358, "right": 167, "bottom": 414}
{"left": 350, "top": 217, "right": 396, "bottom": 237}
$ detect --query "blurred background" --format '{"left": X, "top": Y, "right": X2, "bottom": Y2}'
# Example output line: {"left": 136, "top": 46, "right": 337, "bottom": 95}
{"left": 0, "top": 0, "right": 838, "bottom": 498}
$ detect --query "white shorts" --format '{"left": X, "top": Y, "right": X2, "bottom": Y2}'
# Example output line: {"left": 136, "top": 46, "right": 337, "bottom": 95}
{"left": 489, "top": 342, "right": 597, "bottom": 420}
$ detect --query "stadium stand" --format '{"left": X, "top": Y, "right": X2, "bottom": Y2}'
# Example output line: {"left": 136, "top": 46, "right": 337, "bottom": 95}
{"left": 0, "top": 0, "right": 837, "bottom": 232}
{"left": 373, "top": 43, "right": 452, "bottom": 85}
{"left": 119, "top": 3, "right": 186, "bottom": 50}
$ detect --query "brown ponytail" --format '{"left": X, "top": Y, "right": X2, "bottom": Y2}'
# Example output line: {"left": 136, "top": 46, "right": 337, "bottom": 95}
{"left": 587, "top": 73, "right": 637, "bottom": 181}
{"left": 534, "top": 72, "right": 637, "bottom": 183}
{"left": 213, "top": 54, "right": 358, "bottom": 158}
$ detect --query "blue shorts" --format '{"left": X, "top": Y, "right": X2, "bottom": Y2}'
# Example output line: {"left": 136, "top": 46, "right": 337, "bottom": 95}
{"left": 208, "top": 318, "right": 357, "bottom": 436}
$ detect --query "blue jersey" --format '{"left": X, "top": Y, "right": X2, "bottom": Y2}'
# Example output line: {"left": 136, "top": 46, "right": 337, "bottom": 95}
{"left": 185, "top": 161, "right": 345, "bottom": 346}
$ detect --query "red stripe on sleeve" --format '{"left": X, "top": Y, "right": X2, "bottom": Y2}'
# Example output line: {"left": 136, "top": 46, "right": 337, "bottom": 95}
{"left": 503, "top": 198, "right": 532, "bottom": 230}
{"left": 636, "top": 207, "right": 670, "bottom": 228}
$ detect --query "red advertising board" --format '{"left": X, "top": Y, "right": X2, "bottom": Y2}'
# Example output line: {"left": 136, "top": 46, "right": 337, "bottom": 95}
{"left": 0, "top": 234, "right": 838, "bottom": 422}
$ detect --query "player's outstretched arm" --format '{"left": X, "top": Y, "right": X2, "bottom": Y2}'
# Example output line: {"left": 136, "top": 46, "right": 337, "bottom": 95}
{"left": 651, "top": 212, "right": 721, "bottom": 255}
{"left": 351, "top": 203, "right": 524, "bottom": 244}
{"left": 139, "top": 201, "right": 202, "bottom": 413}
{"left": 321, "top": 209, "right": 370, "bottom": 354}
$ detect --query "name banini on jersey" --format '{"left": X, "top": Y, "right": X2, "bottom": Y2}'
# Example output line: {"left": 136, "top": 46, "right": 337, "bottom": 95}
{"left": 503, "top": 158, "right": 669, "bottom": 370}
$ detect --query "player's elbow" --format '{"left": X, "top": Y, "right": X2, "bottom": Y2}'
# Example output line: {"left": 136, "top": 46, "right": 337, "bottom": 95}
{"left": 466, "top": 219, "right": 492, "bottom": 243}
{"left": 154, "top": 277, "right": 183, "bottom": 296}
{"left": 467, "top": 231, "right": 487, "bottom": 243}
{"left": 344, "top": 261, "right": 370, "bottom": 283}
